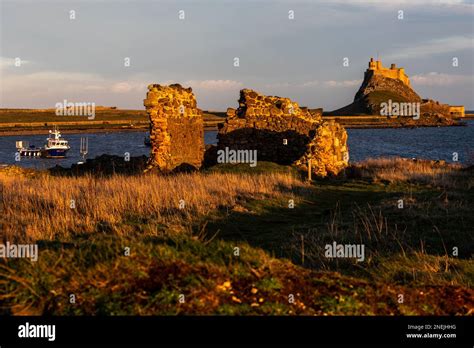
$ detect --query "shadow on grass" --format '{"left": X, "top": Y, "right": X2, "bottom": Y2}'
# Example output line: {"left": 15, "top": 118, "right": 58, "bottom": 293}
{"left": 203, "top": 181, "right": 396, "bottom": 258}
{"left": 200, "top": 176, "right": 474, "bottom": 283}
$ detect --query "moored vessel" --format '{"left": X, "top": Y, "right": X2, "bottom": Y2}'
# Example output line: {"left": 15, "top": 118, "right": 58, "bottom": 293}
{"left": 42, "top": 128, "right": 70, "bottom": 158}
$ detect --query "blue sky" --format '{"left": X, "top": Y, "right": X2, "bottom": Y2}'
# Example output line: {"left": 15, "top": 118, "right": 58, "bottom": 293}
{"left": 1, "top": 0, "right": 473, "bottom": 110}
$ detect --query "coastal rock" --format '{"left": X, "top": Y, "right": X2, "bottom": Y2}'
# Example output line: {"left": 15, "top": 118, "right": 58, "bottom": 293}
{"left": 354, "top": 62, "right": 421, "bottom": 106}
{"left": 331, "top": 58, "right": 460, "bottom": 120}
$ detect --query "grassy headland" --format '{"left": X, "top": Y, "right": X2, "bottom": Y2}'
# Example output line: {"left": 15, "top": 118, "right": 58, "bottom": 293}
{"left": 0, "top": 158, "right": 473, "bottom": 315}
{"left": 0, "top": 108, "right": 225, "bottom": 135}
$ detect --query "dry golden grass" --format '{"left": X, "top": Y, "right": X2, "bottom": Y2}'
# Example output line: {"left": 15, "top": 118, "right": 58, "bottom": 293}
{"left": 2, "top": 171, "right": 306, "bottom": 243}
{"left": 1, "top": 160, "right": 473, "bottom": 315}
{"left": 351, "top": 157, "right": 472, "bottom": 189}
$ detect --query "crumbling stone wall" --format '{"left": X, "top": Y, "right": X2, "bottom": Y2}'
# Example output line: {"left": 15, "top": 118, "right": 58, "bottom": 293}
{"left": 218, "top": 89, "right": 348, "bottom": 176}
{"left": 144, "top": 84, "right": 204, "bottom": 171}
{"left": 294, "top": 120, "right": 348, "bottom": 177}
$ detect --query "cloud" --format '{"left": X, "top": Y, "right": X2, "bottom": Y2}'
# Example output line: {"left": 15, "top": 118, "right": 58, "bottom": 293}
{"left": 84, "top": 85, "right": 106, "bottom": 91}
{"left": 385, "top": 36, "right": 473, "bottom": 60}
{"left": 265, "top": 79, "right": 361, "bottom": 89}
{"left": 324, "top": 79, "right": 362, "bottom": 88}
{"left": 1, "top": 70, "right": 103, "bottom": 91}
{"left": 111, "top": 82, "right": 133, "bottom": 93}
{"left": 338, "top": 0, "right": 468, "bottom": 5}
{"left": 411, "top": 72, "right": 474, "bottom": 86}
{"left": 264, "top": 82, "right": 292, "bottom": 88}
{"left": 301, "top": 80, "right": 320, "bottom": 87}
{"left": 184, "top": 80, "right": 243, "bottom": 90}
{"left": 111, "top": 82, "right": 147, "bottom": 93}
{"left": 0, "top": 65, "right": 150, "bottom": 107}
{"left": 0, "top": 57, "right": 150, "bottom": 95}
{"left": 0, "top": 64, "right": 242, "bottom": 108}
{"left": 326, "top": 0, "right": 473, "bottom": 11}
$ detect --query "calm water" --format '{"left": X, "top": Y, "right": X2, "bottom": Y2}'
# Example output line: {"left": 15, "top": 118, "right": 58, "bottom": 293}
{"left": 1, "top": 121, "right": 473, "bottom": 169}
{"left": 347, "top": 120, "right": 474, "bottom": 163}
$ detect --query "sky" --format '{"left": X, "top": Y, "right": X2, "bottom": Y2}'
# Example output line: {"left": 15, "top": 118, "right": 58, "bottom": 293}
{"left": 0, "top": 0, "right": 473, "bottom": 111}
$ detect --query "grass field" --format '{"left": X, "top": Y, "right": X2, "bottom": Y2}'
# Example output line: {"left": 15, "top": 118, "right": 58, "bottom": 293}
{"left": 0, "top": 109, "right": 225, "bottom": 132}
{"left": 0, "top": 108, "right": 147, "bottom": 123}
{"left": 0, "top": 158, "right": 473, "bottom": 315}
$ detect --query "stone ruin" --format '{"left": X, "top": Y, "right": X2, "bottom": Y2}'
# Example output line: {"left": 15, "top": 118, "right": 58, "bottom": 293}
{"left": 144, "top": 83, "right": 205, "bottom": 172}
{"left": 144, "top": 85, "right": 348, "bottom": 177}
{"left": 218, "top": 89, "right": 349, "bottom": 176}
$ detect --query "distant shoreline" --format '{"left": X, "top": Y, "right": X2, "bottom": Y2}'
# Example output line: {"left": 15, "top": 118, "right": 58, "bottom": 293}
{"left": 0, "top": 127, "right": 148, "bottom": 136}
{"left": 0, "top": 125, "right": 219, "bottom": 136}
{"left": 0, "top": 108, "right": 471, "bottom": 136}
{"left": 1, "top": 122, "right": 468, "bottom": 137}
{"left": 0, "top": 108, "right": 223, "bottom": 136}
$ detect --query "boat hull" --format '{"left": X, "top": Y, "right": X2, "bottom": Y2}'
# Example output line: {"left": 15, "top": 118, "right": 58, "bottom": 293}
{"left": 19, "top": 149, "right": 42, "bottom": 157}
{"left": 42, "top": 148, "right": 69, "bottom": 158}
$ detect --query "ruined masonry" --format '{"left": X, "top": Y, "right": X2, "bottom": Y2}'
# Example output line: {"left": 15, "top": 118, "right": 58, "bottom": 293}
{"left": 144, "top": 84, "right": 205, "bottom": 171}
{"left": 144, "top": 85, "right": 348, "bottom": 176}
{"left": 218, "top": 89, "right": 349, "bottom": 176}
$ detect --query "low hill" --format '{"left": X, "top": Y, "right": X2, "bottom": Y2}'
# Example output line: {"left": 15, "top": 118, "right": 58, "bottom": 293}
{"left": 329, "top": 59, "right": 456, "bottom": 121}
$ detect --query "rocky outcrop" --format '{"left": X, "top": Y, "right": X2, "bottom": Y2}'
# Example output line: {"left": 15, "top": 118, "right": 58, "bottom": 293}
{"left": 420, "top": 99, "right": 451, "bottom": 117}
{"left": 331, "top": 59, "right": 458, "bottom": 119}
{"left": 144, "top": 84, "right": 205, "bottom": 172}
{"left": 217, "top": 89, "right": 348, "bottom": 176}
{"left": 355, "top": 66, "right": 422, "bottom": 103}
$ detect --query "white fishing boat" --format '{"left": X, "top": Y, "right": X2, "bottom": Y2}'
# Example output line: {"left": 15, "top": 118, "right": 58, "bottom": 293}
{"left": 42, "top": 128, "right": 71, "bottom": 158}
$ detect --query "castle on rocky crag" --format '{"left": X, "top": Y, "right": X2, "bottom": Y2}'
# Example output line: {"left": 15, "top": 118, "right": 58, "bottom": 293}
{"left": 366, "top": 58, "right": 465, "bottom": 117}
{"left": 331, "top": 57, "right": 465, "bottom": 119}
{"left": 367, "top": 57, "right": 410, "bottom": 86}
